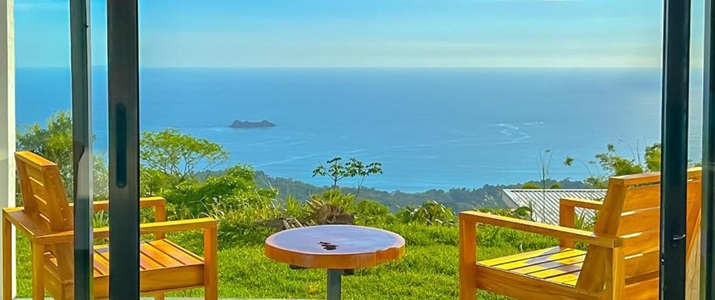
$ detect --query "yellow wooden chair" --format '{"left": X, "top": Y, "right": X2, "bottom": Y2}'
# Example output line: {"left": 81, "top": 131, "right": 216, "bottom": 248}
{"left": 2, "top": 151, "right": 218, "bottom": 300}
{"left": 459, "top": 169, "right": 702, "bottom": 300}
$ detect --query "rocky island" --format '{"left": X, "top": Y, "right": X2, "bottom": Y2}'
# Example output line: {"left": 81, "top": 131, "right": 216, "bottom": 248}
{"left": 229, "top": 119, "right": 276, "bottom": 129}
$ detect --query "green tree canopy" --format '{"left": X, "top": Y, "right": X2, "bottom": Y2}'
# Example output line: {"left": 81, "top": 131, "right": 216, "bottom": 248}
{"left": 17, "top": 111, "right": 73, "bottom": 187}
{"left": 16, "top": 111, "right": 108, "bottom": 198}
{"left": 312, "top": 157, "right": 382, "bottom": 192}
{"left": 140, "top": 128, "right": 229, "bottom": 183}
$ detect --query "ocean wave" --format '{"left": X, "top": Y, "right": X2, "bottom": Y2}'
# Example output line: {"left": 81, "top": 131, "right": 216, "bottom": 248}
{"left": 493, "top": 123, "right": 530, "bottom": 144}
{"left": 254, "top": 154, "right": 318, "bottom": 167}
{"left": 347, "top": 148, "right": 367, "bottom": 154}
{"left": 287, "top": 140, "right": 308, "bottom": 146}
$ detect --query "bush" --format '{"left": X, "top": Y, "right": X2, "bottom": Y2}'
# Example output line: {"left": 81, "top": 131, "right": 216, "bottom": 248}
{"left": 354, "top": 199, "right": 394, "bottom": 226}
{"left": 164, "top": 165, "right": 277, "bottom": 218}
{"left": 395, "top": 200, "right": 455, "bottom": 225}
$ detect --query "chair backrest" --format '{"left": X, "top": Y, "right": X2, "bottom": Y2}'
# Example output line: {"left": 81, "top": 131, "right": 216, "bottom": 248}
{"left": 15, "top": 151, "right": 74, "bottom": 282}
{"left": 576, "top": 168, "right": 702, "bottom": 292}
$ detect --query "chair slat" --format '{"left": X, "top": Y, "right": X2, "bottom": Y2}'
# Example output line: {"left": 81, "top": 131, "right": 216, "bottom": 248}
{"left": 149, "top": 240, "right": 204, "bottom": 265}
{"left": 621, "top": 185, "right": 660, "bottom": 212}
{"left": 618, "top": 208, "right": 660, "bottom": 236}
{"left": 25, "top": 167, "right": 45, "bottom": 185}
{"left": 28, "top": 177, "right": 47, "bottom": 198}
{"left": 622, "top": 230, "right": 659, "bottom": 257}
{"left": 494, "top": 249, "right": 585, "bottom": 271}
{"left": 511, "top": 255, "right": 586, "bottom": 275}
{"left": 92, "top": 248, "right": 110, "bottom": 276}
{"left": 480, "top": 246, "right": 569, "bottom": 267}
{"left": 625, "top": 250, "right": 659, "bottom": 279}
{"left": 530, "top": 265, "right": 582, "bottom": 279}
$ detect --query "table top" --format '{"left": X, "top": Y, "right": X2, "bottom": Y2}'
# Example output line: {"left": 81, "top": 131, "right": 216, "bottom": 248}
{"left": 264, "top": 225, "right": 406, "bottom": 269}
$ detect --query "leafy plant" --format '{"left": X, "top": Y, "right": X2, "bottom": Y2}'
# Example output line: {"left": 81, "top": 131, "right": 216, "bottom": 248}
{"left": 474, "top": 205, "right": 534, "bottom": 242}
{"left": 164, "top": 165, "right": 277, "bottom": 217}
{"left": 395, "top": 200, "right": 455, "bottom": 226}
{"left": 565, "top": 143, "right": 661, "bottom": 188}
{"left": 312, "top": 157, "right": 383, "bottom": 194}
{"left": 282, "top": 195, "right": 306, "bottom": 219}
{"left": 537, "top": 149, "right": 554, "bottom": 190}
{"left": 353, "top": 199, "right": 393, "bottom": 226}
{"left": 305, "top": 190, "right": 356, "bottom": 224}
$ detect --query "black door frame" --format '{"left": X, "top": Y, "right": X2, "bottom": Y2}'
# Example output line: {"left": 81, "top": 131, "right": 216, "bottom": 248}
{"left": 69, "top": 0, "right": 93, "bottom": 299}
{"left": 106, "top": 0, "right": 142, "bottom": 298}
{"left": 702, "top": 0, "right": 715, "bottom": 298}
{"left": 72, "top": 0, "right": 714, "bottom": 299}
{"left": 661, "top": 0, "right": 692, "bottom": 299}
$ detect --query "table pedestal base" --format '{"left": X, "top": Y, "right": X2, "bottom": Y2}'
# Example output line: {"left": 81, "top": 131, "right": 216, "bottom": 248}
{"left": 327, "top": 269, "right": 342, "bottom": 300}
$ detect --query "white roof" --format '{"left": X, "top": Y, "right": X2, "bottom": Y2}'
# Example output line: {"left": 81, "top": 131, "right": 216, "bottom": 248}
{"left": 502, "top": 189, "right": 607, "bottom": 225}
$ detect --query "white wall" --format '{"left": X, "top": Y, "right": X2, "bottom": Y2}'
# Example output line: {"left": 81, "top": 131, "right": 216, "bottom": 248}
{"left": 0, "top": 0, "right": 15, "bottom": 297}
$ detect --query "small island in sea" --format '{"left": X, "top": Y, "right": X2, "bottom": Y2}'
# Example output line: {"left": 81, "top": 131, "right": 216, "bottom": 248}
{"left": 229, "top": 119, "right": 276, "bottom": 129}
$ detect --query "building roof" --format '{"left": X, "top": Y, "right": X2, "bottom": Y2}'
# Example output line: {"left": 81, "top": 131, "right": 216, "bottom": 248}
{"left": 501, "top": 189, "right": 607, "bottom": 225}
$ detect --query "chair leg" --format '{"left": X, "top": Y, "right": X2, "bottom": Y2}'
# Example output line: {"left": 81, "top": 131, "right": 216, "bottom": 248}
{"left": 2, "top": 217, "right": 12, "bottom": 300}
{"left": 459, "top": 217, "right": 477, "bottom": 300}
{"left": 31, "top": 243, "right": 44, "bottom": 300}
{"left": 205, "top": 286, "right": 218, "bottom": 300}
{"left": 204, "top": 227, "right": 218, "bottom": 300}
{"left": 605, "top": 248, "right": 625, "bottom": 300}
{"left": 459, "top": 285, "right": 477, "bottom": 300}
{"left": 155, "top": 292, "right": 165, "bottom": 300}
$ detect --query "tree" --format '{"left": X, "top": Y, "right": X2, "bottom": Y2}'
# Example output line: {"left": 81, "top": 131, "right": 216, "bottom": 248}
{"left": 165, "top": 164, "right": 273, "bottom": 217}
{"left": 17, "top": 111, "right": 73, "bottom": 188}
{"left": 17, "top": 111, "right": 109, "bottom": 199}
{"left": 312, "top": 157, "right": 382, "bottom": 194}
{"left": 565, "top": 143, "right": 661, "bottom": 188}
{"left": 522, "top": 182, "right": 541, "bottom": 189}
{"left": 140, "top": 128, "right": 229, "bottom": 187}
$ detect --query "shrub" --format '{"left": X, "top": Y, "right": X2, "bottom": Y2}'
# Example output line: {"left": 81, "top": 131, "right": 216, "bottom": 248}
{"left": 164, "top": 165, "right": 276, "bottom": 217}
{"left": 395, "top": 200, "right": 455, "bottom": 226}
{"left": 354, "top": 199, "right": 393, "bottom": 226}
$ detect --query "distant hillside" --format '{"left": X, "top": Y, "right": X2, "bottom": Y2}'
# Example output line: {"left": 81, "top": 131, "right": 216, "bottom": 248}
{"left": 253, "top": 171, "right": 589, "bottom": 212}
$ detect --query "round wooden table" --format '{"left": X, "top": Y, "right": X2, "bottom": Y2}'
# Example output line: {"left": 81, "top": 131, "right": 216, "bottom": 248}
{"left": 265, "top": 225, "right": 406, "bottom": 300}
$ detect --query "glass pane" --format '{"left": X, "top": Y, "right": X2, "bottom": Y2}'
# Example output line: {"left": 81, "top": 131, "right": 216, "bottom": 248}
{"left": 13, "top": 2, "right": 109, "bottom": 297}
{"left": 15, "top": 2, "right": 76, "bottom": 297}
{"left": 691, "top": 0, "right": 705, "bottom": 166}
{"left": 135, "top": 0, "right": 673, "bottom": 298}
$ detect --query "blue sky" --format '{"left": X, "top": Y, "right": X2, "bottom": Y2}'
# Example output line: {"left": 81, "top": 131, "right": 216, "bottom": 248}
{"left": 14, "top": 0, "right": 704, "bottom": 68}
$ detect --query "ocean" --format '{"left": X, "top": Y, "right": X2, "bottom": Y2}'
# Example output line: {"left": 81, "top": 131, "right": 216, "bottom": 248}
{"left": 15, "top": 68, "right": 704, "bottom": 192}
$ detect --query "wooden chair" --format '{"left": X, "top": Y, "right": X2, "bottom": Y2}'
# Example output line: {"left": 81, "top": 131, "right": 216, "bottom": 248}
{"left": 2, "top": 151, "right": 219, "bottom": 300}
{"left": 459, "top": 169, "right": 702, "bottom": 300}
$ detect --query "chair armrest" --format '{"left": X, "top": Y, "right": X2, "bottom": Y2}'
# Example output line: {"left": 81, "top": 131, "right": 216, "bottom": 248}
{"left": 34, "top": 218, "right": 217, "bottom": 245}
{"left": 3, "top": 208, "right": 51, "bottom": 240}
{"left": 69, "top": 197, "right": 167, "bottom": 212}
{"left": 560, "top": 197, "right": 603, "bottom": 211}
{"left": 459, "top": 211, "right": 621, "bottom": 248}
{"left": 69, "top": 197, "right": 168, "bottom": 237}
{"left": 559, "top": 197, "right": 603, "bottom": 247}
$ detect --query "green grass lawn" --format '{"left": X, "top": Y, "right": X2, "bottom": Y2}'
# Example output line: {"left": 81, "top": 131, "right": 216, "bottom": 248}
{"left": 15, "top": 223, "right": 557, "bottom": 299}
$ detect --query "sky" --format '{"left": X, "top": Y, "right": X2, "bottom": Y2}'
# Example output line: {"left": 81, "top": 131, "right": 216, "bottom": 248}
{"left": 14, "top": 0, "right": 705, "bottom": 68}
